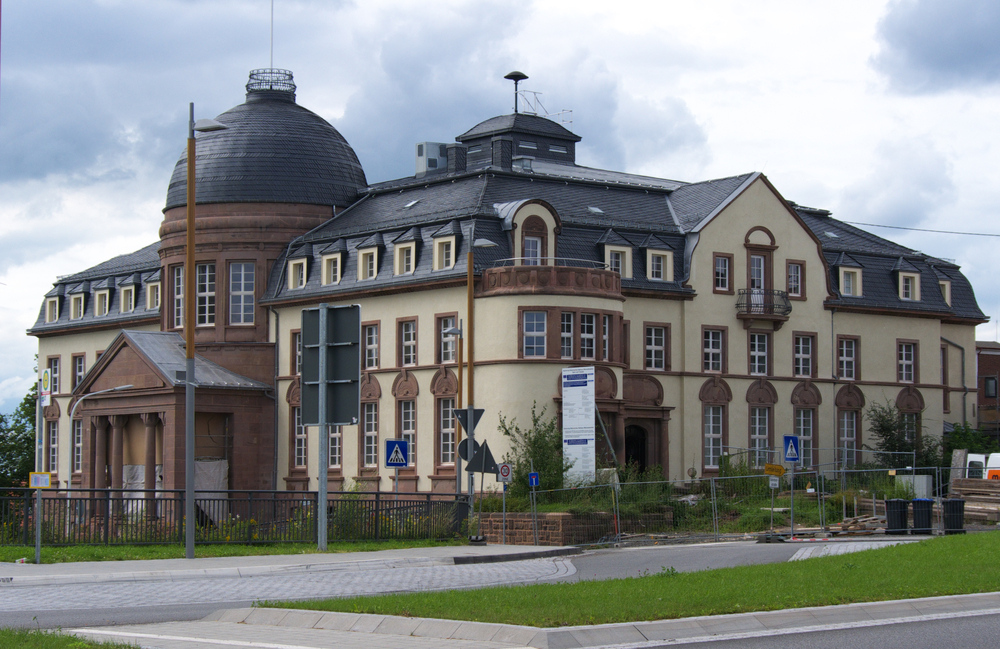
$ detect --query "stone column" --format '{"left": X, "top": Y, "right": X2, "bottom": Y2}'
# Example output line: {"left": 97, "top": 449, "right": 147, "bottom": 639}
{"left": 615, "top": 413, "right": 626, "bottom": 467}
{"left": 141, "top": 413, "right": 160, "bottom": 519}
{"left": 93, "top": 417, "right": 109, "bottom": 489}
{"left": 110, "top": 415, "right": 128, "bottom": 490}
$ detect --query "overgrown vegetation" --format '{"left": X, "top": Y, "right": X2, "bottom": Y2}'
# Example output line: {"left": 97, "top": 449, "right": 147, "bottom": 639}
{"left": 866, "top": 401, "right": 943, "bottom": 468}
{"left": 499, "top": 403, "right": 571, "bottom": 498}
{"left": 265, "top": 532, "right": 1000, "bottom": 627}
{"left": 943, "top": 422, "right": 999, "bottom": 467}
{"left": 0, "top": 384, "right": 36, "bottom": 489}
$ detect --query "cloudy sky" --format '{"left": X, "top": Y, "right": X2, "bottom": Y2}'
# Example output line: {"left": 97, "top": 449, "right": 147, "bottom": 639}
{"left": 2, "top": 0, "right": 1000, "bottom": 414}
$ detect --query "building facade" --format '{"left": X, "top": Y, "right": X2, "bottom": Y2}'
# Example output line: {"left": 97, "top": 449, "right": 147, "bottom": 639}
{"left": 30, "top": 69, "right": 986, "bottom": 494}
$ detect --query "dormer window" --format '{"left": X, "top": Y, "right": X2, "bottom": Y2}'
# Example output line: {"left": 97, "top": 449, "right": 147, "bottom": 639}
{"left": 939, "top": 280, "right": 951, "bottom": 305}
{"left": 433, "top": 238, "right": 455, "bottom": 271}
{"left": 519, "top": 141, "right": 537, "bottom": 150}
{"left": 45, "top": 298, "right": 60, "bottom": 323}
{"left": 147, "top": 282, "right": 161, "bottom": 310}
{"left": 646, "top": 250, "right": 674, "bottom": 281}
{"left": 322, "top": 253, "right": 342, "bottom": 285}
{"left": 95, "top": 290, "right": 110, "bottom": 317}
{"left": 605, "top": 246, "right": 632, "bottom": 278}
{"left": 394, "top": 243, "right": 416, "bottom": 276}
{"left": 71, "top": 294, "right": 85, "bottom": 320}
{"left": 119, "top": 286, "right": 135, "bottom": 313}
{"left": 524, "top": 236, "right": 542, "bottom": 265}
{"left": 899, "top": 272, "right": 920, "bottom": 301}
{"left": 288, "top": 259, "right": 307, "bottom": 290}
{"left": 359, "top": 248, "right": 379, "bottom": 280}
{"left": 840, "top": 268, "right": 862, "bottom": 297}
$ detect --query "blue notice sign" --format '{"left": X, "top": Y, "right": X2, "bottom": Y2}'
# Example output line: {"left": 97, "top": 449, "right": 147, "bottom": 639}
{"left": 783, "top": 435, "right": 800, "bottom": 463}
{"left": 528, "top": 472, "right": 540, "bottom": 487}
{"left": 385, "top": 439, "right": 409, "bottom": 468}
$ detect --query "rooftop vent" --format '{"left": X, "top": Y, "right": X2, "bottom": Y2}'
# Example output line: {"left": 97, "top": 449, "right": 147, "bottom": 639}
{"left": 416, "top": 142, "right": 449, "bottom": 178}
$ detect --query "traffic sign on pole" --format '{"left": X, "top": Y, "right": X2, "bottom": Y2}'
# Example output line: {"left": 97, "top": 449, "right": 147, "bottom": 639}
{"left": 454, "top": 408, "right": 484, "bottom": 434}
{"left": 498, "top": 463, "right": 513, "bottom": 483}
{"left": 528, "top": 472, "right": 540, "bottom": 487}
{"left": 783, "top": 435, "right": 801, "bottom": 463}
{"left": 385, "top": 440, "right": 409, "bottom": 468}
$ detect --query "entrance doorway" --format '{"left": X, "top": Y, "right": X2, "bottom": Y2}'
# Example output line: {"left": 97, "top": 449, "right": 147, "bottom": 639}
{"left": 624, "top": 425, "right": 648, "bottom": 473}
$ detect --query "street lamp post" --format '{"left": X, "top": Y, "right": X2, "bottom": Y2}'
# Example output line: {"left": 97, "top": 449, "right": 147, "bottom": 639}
{"left": 183, "top": 104, "right": 227, "bottom": 560}
{"left": 68, "top": 385, "right": 135, "bottom": 422}
{"left": 443, "top": 322, "right": 463, "bottom": 495}
{"left": 465, "top": 237, "right": 497, "bottom": 502}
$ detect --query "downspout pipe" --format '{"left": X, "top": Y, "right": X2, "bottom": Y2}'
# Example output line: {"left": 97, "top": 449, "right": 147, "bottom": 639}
{"left": 268, "top": 306, "right": 280, "bottom": 492}
{"left": 941, "top": 336, "right": 968, "bottom": 423}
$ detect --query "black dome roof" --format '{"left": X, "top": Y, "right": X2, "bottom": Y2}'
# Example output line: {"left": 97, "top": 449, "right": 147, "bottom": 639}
{"left": 164, "top": 70, "right": 367, "bottom": 211}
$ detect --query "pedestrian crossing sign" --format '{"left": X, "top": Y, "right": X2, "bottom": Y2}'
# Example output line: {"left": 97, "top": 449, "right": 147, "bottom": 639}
{"left": 783, "top": 435, "right": 800, "bottom": 463}
{"left": 385, "top": 439, "right": 409, "bottom": 468}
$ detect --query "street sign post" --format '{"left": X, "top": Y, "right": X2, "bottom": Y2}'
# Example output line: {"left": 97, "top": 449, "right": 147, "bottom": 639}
{"left": 783, "top": 435, "right": 800, "bottom": 537}
{"left": 29, "top": 472, "right": 51, "bottom": 564}
{"left": 385, "top": 439, "right": 409, "bottom": 500}
{"left": 764, "top": 463, "right": 786, "bottom": 477}
{"left": 497, "top": 463, "right": 512, "bottom": 545}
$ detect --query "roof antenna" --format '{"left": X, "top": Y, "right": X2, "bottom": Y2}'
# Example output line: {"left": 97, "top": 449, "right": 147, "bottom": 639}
{"left": 270, "top": 0, "right": 275, "bottom": 68}
{"left": 504, "top": 71, "right": 528, "bottom": 113}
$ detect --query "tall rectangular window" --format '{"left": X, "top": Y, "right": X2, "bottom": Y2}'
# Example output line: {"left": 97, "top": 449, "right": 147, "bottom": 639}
{"left": 399, "top": 400, "right": 416, "bottom": 467}
{"left": 46, "top": 298, "right": 59, "bottom": 323}
{"left": 838, "top": 338, "right": 857, "bottom": 380}
{"left": 322, "top": 255, "right": 341, "bottom": 285}
{"left": 795, "top": 408, "right": 813, "bottom": 469}
{"left": 703, "top": 329, "right": 723, "bottom": 372}
{"left": 901, "top": 412, "right": 919, "bottom": 443}
{"left": 645, "top": 326, "right": 666, "bottom": 370}
{"left": 293, "top": 407, "right": 306, "bottom": 468}
{"left": 71, "top": 294, "right": 84, "bottom": 320}
{"left": 439, "top": 398, "right": 456, "bottom": 465}
{"left": 602, "top": 314, "right": 611, "bottom": 361}
{"left": 47, "top": 421, "right": 58, "bottom": 473}
{"left": 95, "top": 291, "right": 109, "bottom": 317}
{"left": 439, "top": 316, "right": 456, "bottom": 363}
{"left": 436, "top": 240, "right": 453, "bottom": 270}
{"left": 523, "top": 236, "right": 542, "bottom": 265}
{"left": 292, "top": 331, "right": 302, "bottom": 375}
{"left": 196, "top": 263, "right": 215, "bottom": 326}
{"left": 120, "top": 286, "right": 135, "bottom": 313}
{"left": 365, "top": 324, "right": 380, "bottom": 369}
{"left": 749, "top": 333, "right": 769, "bottom": 376}
{"left": 523, "top": 311, "right": 546, "bottom": 357}
{"left": 793, "top": 335, "right": 813, "bottom": 378}
{"left": 787, "top": 263, "right": 803, "bottom": 297}
{"left": 704, "top": 405, "right": 723, "bottom": 469}
{"left": 48, "top": 357, "right": 60, "bottom": 395}
{"left": 328, "top": 425, "right": 342, "bottom": 469}
{"left": 898, "top": 342, "right": 916, "bottom": 383}
{"left": 400, "top": 320, "right": 417, "bottom": 366}
{"left": 750, "top": 406, "right": 769, "bottom": 467}
{"left": 839, "top": 410, "right": 857, "bottom": 467}
{"left": 72, "top": 419, "right": 83, "bottom": 473}
{"left": 173, "top": 266, "right": 184, "bottom": 328}
{"left": 580, "top": 314, "right": 596, "bottom": 360}
{"left": 609, "top": 250, "right": 623, "bottom": 274}
{"left": 229, "top": 262, "right": 255, "bottom": 325}
{"left": 73, "top": 355, "right": 86, "bottom": 390}
{"left": 714, "top": 255, "right": 730, "bottom": 292}
{"left": 364, "top": 403, "right": 379, "bottom": 467}
{"left": 147, "top": 282, "right": 161, "bottom": 310}
{"left": 560, "top": 313, "right": 574, "bottom": 359}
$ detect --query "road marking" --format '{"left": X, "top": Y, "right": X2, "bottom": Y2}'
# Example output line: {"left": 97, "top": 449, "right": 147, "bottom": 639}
{"left": 69, "top": 628, "right": 339, "bottom": 649}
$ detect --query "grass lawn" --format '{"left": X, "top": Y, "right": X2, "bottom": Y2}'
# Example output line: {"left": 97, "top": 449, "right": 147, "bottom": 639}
{"left": 264, "top": 533, "right": 1000, "bottom": 627}
{"left": 0, "top": 538, "right": 463, "bottom": 564}
{"left": 0, "top": 628, "right": 134, "bottom": 648}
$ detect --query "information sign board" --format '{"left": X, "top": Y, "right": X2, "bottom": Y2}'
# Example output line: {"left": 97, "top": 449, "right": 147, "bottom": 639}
{"left": 561, "top": 367, "right": 596, "bottom": 483}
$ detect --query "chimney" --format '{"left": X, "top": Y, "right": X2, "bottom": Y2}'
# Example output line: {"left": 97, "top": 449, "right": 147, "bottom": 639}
{"left": 491, "top": 137, "right": 513, "bottom": 170}
{"left": 447, "top": 143, "right": 467, "bottom": 173}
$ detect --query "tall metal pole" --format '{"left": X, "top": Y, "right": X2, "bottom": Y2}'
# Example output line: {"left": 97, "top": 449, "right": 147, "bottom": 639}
{"left": 467, "top": 247, "right": 475, "bottom": 502}
{"left": 455, "top": 323, "right": 463, "bottom": 496}
{"left": 317, "top": 305, "right": 328, "bottom": 551}
{"left": 184, "top": 103, "right": 197, "bottom": 560}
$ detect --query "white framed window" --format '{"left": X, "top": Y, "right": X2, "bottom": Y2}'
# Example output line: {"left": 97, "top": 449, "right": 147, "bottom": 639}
{"left": 899, "top": 272, "right": 920, "bottom": 301}
{"left": 293, "top": 407, "right": 306, "bottom": 469}
{"left": 394, "top": 243, "right": 415, "bottom": 276}
{"left": 605, "top": 246, "right": 632, "bottom": 278}
{"left": 787, "top": 263, "right": 803, "bottom": 297}
{"left": 119, "top": 286, "right": 135, "bottom": 314}
{"left": 439, "top": 398, "right": 456, "bottom": 465}
{"left": 703, "top": 329, "right": 724, "bottom": 372}
{"left": 433, "top": 238, "right": 455, "bottom": 271}
{"left": 400, "top": 320, "right": 417, "bottom": 366}
{"left": 288, "top": 259, "right": 307, "bottom": 290}
{"left": 560, "top": 313, "right": 574, "bottom": 359}
{"left": 898, "top": 342, "right": 916, "bottom": 383}
{"left": 793, "top": 335, "right": 813, "bottom": 378}
{"left": 580, "top": 313, "right": 596, "bottom": 360}
{"left": 365, "top": 324, "right": 380, "bottom": 369}
{"left": 196, "top": 263, "right": 215, "bottom": 326}
{"left": 523, "top": 236, "right": 542, "bottom": 265}
{"left": 364, "top": 402, "right": 379, "bottom": 467}
{"left": 399, "top": 400, "right": 416, "bottom": 467}
{"left": 359, "top": 249, "right": 378, "bottom": 280}
{"left": 840, "top": 268, "right": 862, "bottom": 297}
{"left": 795, "top": 408, "right": 813, "bottom": 469}
{"left": 146, "top": 282, "right": 161, "bottom": 311}
{"left": 704, "top": 405, "right": 723, "bottom": 469}
{"left": 523, "top": 311, "right": 546, "bottom": 357}
{"left": 939, "top": 280, "right": 951, "bottom": 305}
{"left": 603, "top": 314, "right": 611, "bottom": 361}
{"left": 173, "top": 267, "right": 184, "bottom": 328}
{"left": 714, "top": 255, "right": 731, "bottom": 292}
{"left": 229, "top": 262, "right": 255, "bottom": 325}
{"left": 647, "top": 250, "right": 673, "bottom": 281}
{"left": 292, "top": 331, "right": 302, "bottom": 375}
{"left": 45, "top": 298, "right": 60, "bottom": 323}
{"left": 95, "top": 290, "right": 109, "bottom": 317}
{"left": 645, "top": 326, "right": 666, "bottom": 370}
{"left": 48, "top": 357, "right": 60, "bottom": 394}
{"left": 750, "top": 406, "right": 769, "bottom": 467}
{"left": 838, "top": 338, "right": 858, "bottom": 380}
{"left": 328, "top": 425, "right": 342, "bottom": 469}
{"left": 839, "top": 410, "right": 857, "bottom": 468}
{"left": 72, "top": 355, "right": 86, "bottom": 389}
{"left": 72, "top": 419, "right": 83, "bottom": 473}
{"left": 47, "top": 421, "right": 58, "bottom": 473}
{"left": 71, "top": 294, "right": 85, "bottom": 320}
{"left": 321, "top": 254, "right": 341, "bottom": 285}
{"left": 749, "top": 333, "right": 769, "bottom": 376}
{"left": 901, "top": 412, "right": 919, "bottom": 444}
{"left": 439, "top": 316, "right": 456, "bottom": 363}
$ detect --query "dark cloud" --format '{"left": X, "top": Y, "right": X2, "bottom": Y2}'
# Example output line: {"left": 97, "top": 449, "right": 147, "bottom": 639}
{"left": 873, "top": 0, "right": 1000, "bottom": 93}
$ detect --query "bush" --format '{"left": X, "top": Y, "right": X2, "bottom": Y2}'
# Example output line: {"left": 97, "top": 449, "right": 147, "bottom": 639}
{"left": 499, "top": 404, "right": 571, "bottom": 499}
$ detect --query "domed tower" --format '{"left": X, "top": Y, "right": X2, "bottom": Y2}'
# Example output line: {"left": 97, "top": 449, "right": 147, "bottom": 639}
{"left": 158, "top": 69, "right": 366, "bottom": 382}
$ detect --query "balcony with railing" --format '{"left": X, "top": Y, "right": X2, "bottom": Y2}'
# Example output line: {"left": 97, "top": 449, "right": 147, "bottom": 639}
{"left": 736, "top": 289, "right": 792, "bottom": 329}
{"left": 480, "top": 257, "right": 621, "bottom": 299}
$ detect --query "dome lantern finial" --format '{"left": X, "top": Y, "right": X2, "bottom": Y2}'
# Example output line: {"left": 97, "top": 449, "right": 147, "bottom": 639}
{"left": 246, "top": 68, "right": 296, "bottom": 102}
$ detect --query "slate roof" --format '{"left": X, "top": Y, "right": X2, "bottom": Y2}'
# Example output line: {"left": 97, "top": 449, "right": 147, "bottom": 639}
{"left": 457, "top": 114, "right": 582, "bottom": 143}
{"left": 667, "top": 173, "right": 757, "bottom": 231}
{"left": 164, "top": 74, "right": 366, "bottom": 211}
{"left": 120, "top": 331, "right": 269, "bottom": 389}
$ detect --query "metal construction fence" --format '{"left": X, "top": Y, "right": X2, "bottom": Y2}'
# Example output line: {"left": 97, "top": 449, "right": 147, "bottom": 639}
{"left": 507, "top": 465, "right": 962, "bottom": 546}
{"left": 0, "top": 488, "right": 467, "bottom": 546}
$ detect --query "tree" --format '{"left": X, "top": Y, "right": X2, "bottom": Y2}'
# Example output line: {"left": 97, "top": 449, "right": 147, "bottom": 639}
{"left": 943, "top": 422, "right": 999, "bottom": 467}
{"left": 499, "top": 403, "right": 571, "bottom": 498}
{"left": 0, "top": 385, "right": 37, "bottom": 488}
{"left": 866, "top": 401, "right": 942, "bottom": 468}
